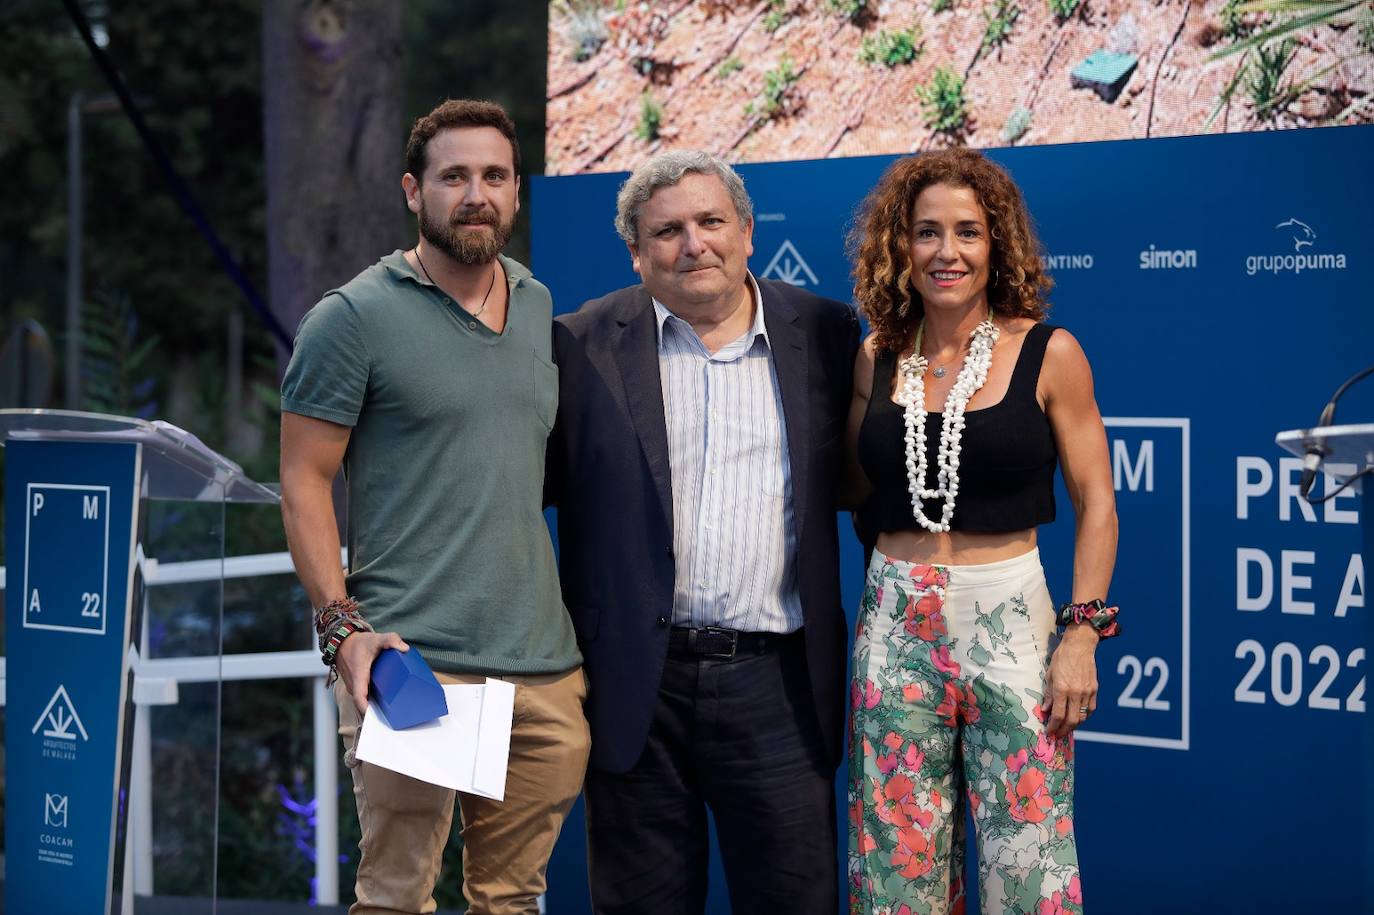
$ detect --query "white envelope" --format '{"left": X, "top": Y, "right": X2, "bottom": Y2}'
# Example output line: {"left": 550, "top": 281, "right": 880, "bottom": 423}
{"left": 354, "top": 678, "right": 515, "bottom": 801}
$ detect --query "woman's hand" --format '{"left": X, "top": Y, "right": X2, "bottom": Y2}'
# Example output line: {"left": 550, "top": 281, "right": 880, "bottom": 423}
{"left": 1042, "top": 625, "right": 1099, "bottom": 736}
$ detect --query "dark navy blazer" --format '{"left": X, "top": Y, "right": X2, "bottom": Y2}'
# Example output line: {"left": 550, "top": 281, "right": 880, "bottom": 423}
{"left": 549, "top": 279, "right": 861, "bottom": 774}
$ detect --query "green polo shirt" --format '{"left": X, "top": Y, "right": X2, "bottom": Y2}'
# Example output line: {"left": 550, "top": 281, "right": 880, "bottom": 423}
{"left": 282, "top": 251, "right": 580, "bottom": 675}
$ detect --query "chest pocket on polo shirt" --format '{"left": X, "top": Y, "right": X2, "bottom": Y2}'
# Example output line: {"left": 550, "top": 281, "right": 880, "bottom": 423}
{"left": 532, "top": 354, "right": 558, "bottom": 430}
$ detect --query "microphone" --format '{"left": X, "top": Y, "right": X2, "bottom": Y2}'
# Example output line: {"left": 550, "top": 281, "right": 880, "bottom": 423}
{"left": 1297, "top": 401, "right": 1335, "bottom": 499}
{"left": 1298, "top": 452, "right": 1324, "bottom": 499}
{"left": 1299, "top": 365, "right": 1374, "bottom": 500}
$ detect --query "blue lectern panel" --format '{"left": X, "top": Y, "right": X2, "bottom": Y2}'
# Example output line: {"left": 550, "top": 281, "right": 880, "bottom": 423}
{"left": 4, "top": 439, "right": 140, "bottom": 914}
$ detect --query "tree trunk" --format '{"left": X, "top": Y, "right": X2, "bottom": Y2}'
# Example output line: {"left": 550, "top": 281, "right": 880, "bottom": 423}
{"left": 263, "top": 0, "right": 405, "bottom": 370}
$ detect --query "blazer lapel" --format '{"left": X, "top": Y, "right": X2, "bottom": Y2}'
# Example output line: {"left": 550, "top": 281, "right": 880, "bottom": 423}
{"left": 613, "top": 291, "right": 675, "bottom": 533}
{"left": 761, "top": 283, "right": 811, "bottom": 536}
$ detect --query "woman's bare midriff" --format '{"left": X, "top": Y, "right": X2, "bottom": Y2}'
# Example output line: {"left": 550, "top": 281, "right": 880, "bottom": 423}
{"left": 875, "top": 527, "right": 1038, "bottom": 566}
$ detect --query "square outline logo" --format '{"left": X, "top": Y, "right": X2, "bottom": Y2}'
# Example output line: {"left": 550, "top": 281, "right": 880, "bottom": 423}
{"left": 22, "top": 483, "right": 111, "bottom": 636}
{"left": 1075, "top": 417, "right": 1190, "bottom": 752}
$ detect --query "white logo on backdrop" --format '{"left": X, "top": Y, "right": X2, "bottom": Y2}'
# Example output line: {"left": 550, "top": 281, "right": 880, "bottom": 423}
{"left": 1275, "top": 217, "right": 1316, "bottom": 252}
{"left": 1245, "top": 217, "right": 1346, "bottom": 276}
{"left": 1041, "top": 253, "right": 1094, "bottom": 271}
{"left": 761, "top": 240, "right": 819, "bottom": 286}
{"left": 1138, "top": 245, "right": 1198, "bottom": 270}
{"left": 32, "top": 685, "right": 89, "bottom": 742}
{"left": 44, "top": 793, "right": 68, "bottom": 828}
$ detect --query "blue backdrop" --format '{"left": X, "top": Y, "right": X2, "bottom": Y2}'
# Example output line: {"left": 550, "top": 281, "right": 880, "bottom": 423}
{"left": 531, "top": 124, "right": 1372, "bottom": 912}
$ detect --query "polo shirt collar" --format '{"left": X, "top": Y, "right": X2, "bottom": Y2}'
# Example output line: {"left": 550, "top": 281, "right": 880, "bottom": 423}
{"left": 382, "top": 249, "right": 531, "bottom": 290}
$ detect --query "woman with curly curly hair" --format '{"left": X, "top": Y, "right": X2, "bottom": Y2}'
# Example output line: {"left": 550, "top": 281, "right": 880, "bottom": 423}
{"left": 844, "top": 148, "right": 1119, "bottom": 915}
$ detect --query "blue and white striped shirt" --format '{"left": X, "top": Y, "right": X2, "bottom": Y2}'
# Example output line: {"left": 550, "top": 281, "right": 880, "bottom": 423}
{"left": 654, "top": 276, "right": 802, "bottom": 633}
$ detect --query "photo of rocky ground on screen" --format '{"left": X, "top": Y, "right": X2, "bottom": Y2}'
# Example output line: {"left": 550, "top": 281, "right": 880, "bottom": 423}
{"left": 545, "top": 0, "right": 1374, "bottom": 174}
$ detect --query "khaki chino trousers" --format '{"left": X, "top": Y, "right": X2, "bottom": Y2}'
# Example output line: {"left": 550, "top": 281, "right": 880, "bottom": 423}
{"left": 336, "top": 667, "right": 591, "bottom": 915}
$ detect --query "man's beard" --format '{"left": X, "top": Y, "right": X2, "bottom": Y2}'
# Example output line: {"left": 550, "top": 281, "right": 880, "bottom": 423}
{"left": 418, "top": 200, "right": 514, "bottom": 265}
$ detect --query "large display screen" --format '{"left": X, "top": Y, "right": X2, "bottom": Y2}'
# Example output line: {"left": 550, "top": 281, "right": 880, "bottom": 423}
{"left": 546, "top": 0, "right": 1373, "bottom": 174}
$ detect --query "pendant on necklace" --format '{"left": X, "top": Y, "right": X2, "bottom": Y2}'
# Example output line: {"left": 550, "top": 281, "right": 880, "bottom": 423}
{"left": 932, "top": 366, "right": 947, "bottom": 379}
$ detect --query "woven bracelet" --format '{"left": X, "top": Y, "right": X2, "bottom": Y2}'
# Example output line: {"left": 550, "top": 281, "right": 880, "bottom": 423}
{"left": 314, "top": 597, "right": 367, "bottom": 652}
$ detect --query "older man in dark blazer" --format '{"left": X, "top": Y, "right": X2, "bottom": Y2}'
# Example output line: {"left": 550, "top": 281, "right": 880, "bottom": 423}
{"left": 549, "top": 150, "right": 859, "bottom": 915}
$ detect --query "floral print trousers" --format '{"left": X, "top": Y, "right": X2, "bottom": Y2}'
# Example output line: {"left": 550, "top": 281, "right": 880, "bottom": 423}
{"left": 848, "top": 548, "right": 1082, "bottom": 915}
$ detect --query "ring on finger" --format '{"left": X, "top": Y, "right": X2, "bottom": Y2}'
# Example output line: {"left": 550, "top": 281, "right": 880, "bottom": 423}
{"left": 1078, "top": 706, "right": 1090, "bottom": 714}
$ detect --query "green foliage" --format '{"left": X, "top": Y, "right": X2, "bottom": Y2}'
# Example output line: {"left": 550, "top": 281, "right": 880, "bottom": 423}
{"left": 933, "top": 0, "right": 955, "bottom": 13}
{"left": 554, "top": 0, "right": 609, "bottom": 61}
{"left": 1048, "top": 0, "right": 1081, "bottom": 19}
{"left": 916, "top": 66, "right": 969, "bottom": 132}
{"left": 1221, "top": 0, "right": 1252, "bottom": 36}
{"left": 0, "top": 0, "right": 271, "bottom": 360}
{"left": 0, "top": 5, "right": 94, "bottom": 335}
{"left": 1211, "top": 0, "right": 1366, "bottom": 59}
{"left": 858, "top": 27, "right": 923, "bottom": 67}
{"left": 750, "top": 56, "right": 801, "bottom": 119}
{"left": 149, "top": 680, "right": 230, "bottom": 893}
{"left": 404, "top": 0, "right": 550, "bottom": 265}
{"left": 1247, "top": 38, "right": 1298, "bottom": 118}
{"left": 1208, "top": 0, "right": 1371, "bottom": 126}
{"left": 1002, "top": 104, "right": 1033, "bottom": 141}
{"left": 827, "top": 0, "right": 870, "bottom": 20}
{"left": 79, "top": 293, "right": 162, "bottom": 417}
{"left": 715, "top": 55, "right": 744, "bottom": 78}
{"left": 764, "top": 0, "right": 789, "bottom": 31}
{"left": 635, "top": 91, "right": 664, "bottom": 141}
{"left": 982, "top": 0, "right": 1021, "bottom": 48}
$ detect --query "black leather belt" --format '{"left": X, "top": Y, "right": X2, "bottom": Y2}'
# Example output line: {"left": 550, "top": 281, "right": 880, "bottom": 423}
{"left": 666, "top": 626, "right": 800, "bottom": 661}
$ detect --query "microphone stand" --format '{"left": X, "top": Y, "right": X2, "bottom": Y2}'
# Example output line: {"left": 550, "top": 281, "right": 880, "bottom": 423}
{"left": 1299, "top": 363, "right": 1374, "bottom": 503}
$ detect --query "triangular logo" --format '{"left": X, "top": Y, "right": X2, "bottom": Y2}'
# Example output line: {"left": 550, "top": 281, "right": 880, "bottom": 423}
{"left": 761, "top": 239, "right": 819, "bottom": 287}
{"left": 32, "top": 684, "right": 89, "bottom": 741}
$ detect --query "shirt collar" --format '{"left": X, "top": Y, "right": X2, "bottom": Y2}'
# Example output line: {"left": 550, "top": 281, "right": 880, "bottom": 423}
{"left": 652, "top": 273, "right": 768, "bottom": 349}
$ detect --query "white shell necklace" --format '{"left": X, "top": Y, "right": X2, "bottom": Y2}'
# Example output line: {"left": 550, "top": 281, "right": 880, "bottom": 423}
{"left": 896, "top": 313, "right": 1000, "bottom": 532}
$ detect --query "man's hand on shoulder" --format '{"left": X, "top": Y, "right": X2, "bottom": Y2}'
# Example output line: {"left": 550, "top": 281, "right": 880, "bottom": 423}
{"left": 336, "top": 630, "right": 411, "bottom": 715}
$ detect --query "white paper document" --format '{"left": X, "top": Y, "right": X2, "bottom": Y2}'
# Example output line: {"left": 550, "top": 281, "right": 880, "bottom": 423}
{"left": 355, "top": 678, "right": 515, "bottom": 800}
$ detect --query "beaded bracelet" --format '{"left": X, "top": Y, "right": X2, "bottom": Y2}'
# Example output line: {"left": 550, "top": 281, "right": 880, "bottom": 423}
{"left": 1056, "top": 599, "right": 1122, "bottom": 639}
{"left": 314, "top": 597, "right": 375, "bottom": 652}
{"left": 321, "top": 618, "right": 367, "bottom": 666}
{"left": 313, "top": 595, "right": 375, "bottom": 678}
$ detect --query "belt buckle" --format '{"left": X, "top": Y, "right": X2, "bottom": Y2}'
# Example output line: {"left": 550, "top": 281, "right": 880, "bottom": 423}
{"left": 700, "top": 626, "right": 738, "bottom": 660}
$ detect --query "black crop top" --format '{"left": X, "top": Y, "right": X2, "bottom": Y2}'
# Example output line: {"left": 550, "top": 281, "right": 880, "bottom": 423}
{"left": 857, "top": 322, "right": 1059, "bottom": 535}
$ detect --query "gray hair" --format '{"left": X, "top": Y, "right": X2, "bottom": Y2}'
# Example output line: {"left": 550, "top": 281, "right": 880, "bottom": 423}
{"left": 614, "top": 150, "right": 754, "bottom": 245}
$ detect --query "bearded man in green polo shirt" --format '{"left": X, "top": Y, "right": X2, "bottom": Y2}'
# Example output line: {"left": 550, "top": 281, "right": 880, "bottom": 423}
{"left": 280, "top": 98, "right": 587, "bottom": 915}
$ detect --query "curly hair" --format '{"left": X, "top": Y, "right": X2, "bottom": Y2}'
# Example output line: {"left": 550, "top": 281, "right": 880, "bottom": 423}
{"left": 849, "top": 148, "right": 1051, "bottom": 354}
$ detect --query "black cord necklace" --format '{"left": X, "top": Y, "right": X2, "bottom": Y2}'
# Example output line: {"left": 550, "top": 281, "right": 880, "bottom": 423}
{"left": 413, "top": 246, "right": 497, "bottom": 318}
